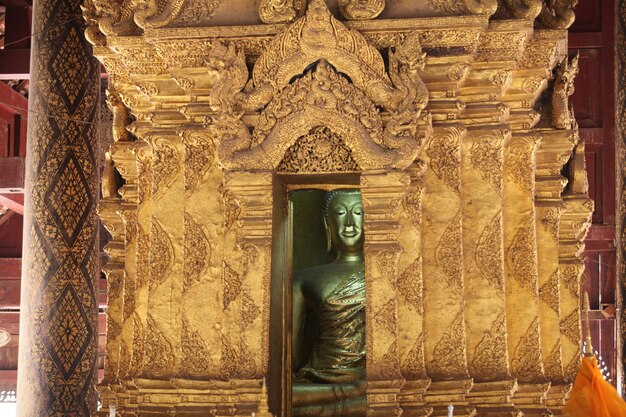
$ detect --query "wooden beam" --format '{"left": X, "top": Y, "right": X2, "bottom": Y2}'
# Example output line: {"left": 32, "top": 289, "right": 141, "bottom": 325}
{"left": 0, "top": 194, "right": 23, "bottom": 215}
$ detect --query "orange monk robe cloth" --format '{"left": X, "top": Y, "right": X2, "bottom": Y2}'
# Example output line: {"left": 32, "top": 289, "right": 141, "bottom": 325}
{"left": 563, "top": 356, "right": 626, "bottom": 417}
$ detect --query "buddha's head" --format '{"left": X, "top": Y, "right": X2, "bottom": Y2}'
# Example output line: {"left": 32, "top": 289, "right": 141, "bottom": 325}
{"left": 324, "top": 189, "right": 364, "bottom": 254}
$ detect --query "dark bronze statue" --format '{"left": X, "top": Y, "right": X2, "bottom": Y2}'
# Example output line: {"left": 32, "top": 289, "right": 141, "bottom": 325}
{"left": 292, "top": 189, "right": 366, "bottom": 417}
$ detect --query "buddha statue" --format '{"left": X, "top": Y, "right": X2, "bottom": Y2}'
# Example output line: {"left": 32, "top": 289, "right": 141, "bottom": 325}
{"left": 292, "top": 189, "right": 366, "bottom": 417}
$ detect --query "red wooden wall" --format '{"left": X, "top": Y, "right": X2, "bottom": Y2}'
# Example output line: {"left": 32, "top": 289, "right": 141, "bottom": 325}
{"left": 570, "top": 0, "right": 618, "bottom": 384}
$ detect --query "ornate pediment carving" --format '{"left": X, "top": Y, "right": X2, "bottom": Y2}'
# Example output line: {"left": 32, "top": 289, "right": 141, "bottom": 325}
{"left": 210, "top": 59, "right": 430, "bottom": 170}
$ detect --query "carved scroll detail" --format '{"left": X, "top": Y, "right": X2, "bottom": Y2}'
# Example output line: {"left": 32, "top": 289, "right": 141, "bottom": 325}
{"left": 144, "top": 315, "right": 173, "bottom": 375}
{"left": 436, "top": 212, "right": 463, "bottom": 293}
{"left": 338, "top": 0, "right": 385, "bottom": 20}
{"left": 183, "top": 213, "right": 211, "bottom": 293}
{"left": 471, "top": 130, "right": 506, "bottom": 193}
{"left": 507, "top": 215, "right": 538, "bottom": 292}
{"left": 471, "top": 312, "right": 509, "bottom": 380}
{"left": 397, "top": 257, "right": 423, "bottom": 314}
{"left": 259, "top": 0, "right": 302, "bottom": 23}
{"left": 181, "top": 318, "right": 211, "bottom": 375}
{"left": 426, "top": 127, "right": 462, "bottom": 195}
{"left": 539, "top": 269, "right": 561, "bottom": 315}
{"left": 222, "top": 262, "right": 242, "bottom": 310}
{"left": 149, "top": 220, "right": 174, "bottom": 292}
{"left": 560, "top": 309, "right": 581, "bottom": 345}
{"left": 476, "top": 210, "right": 504, "bottom": 297}
{"left": 277, "top": 126, "right": 359, "bottom": 173}
{"left": 431, "top": 313, "right": 468, "bottom": 378}
{"left": 402, "top": 334, "right": 426, "bottom": 379}
{"left": 544, "top": 340, "right": 564, "bottom": 381}
{"left": 511, "top": 318, "right": 543, "bottom": 381}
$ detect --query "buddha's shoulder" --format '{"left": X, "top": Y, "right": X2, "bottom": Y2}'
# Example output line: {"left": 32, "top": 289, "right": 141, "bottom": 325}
{"left": 293, "top": 263, "right": 338, "bottom": 283}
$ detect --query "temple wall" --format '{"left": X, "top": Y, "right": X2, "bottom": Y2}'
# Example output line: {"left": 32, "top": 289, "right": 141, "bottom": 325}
{"left": 87, "top": 1, "right": 592, "bottom": 416}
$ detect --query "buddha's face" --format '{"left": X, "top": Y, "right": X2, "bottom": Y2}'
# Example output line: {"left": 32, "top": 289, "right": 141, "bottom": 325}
{"left": 326, "top": 192, "right": 364, "bottom": 253}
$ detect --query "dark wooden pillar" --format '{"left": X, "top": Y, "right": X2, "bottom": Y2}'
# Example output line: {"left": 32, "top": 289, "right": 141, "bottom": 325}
{"left": 15, "top": 0, "right": 101, "bottom": 415}
{"left": 617, "top": 0, "right": 626, "bottom": 396}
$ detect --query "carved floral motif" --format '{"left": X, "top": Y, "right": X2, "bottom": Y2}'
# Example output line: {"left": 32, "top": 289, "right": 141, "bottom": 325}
{"left": 436, "top": 212, "right": 463, "bottom": 293}
{"left": 427, "top": 127, "right": 462, "bottom": 195}
{"left": 507, "top": 215, "right": 538, "bottom": 293}
{"left": 149, "top": 220, "right": 174, "bottom": 292}
{"left": 144, "top": 315, "right": 173, "bottom": 375}
{"left": 222, "top": 262, "right": 242, "bottom": 310}
{"left": 476, "top": 210, "right": 504, "bottom": 297}
{"left": 375, "top": 299, "right": 397, "bottom": 336}
{"left": 539, "top": 269, "right": 561, "bottom": 315}
{"left": 431, "top": 313, "right": 468, "bottom": 379}
{"left": 338, "top": 0, "right": 385, "bottom": 20}
{"left": 511, "top": 318, "right": 543, "bottom": 381}
{"left": 151, "top": 138, "right": 181, "bottom": 196}
{"left": 397, "top": 257, "right": 423, "bottom": 314}
{"left": 402, "top": 334, "right": 426, "bottom": 379}
{"left": 544, "top": 340, "right": 564, "bottom": 381}
{"left": 183, "top": 131, "right": 215, "bottom": 193}
{"left": 471, "top": 130, "right": 506, "bottom": 193}
{"left": 181, "top": 318, "right": 211, "bottom": 375}
{"left": 277, "top": 126, "right": 359, "bottom": 173}
{"left": 259, "top": 0, "right": 302, "bottom": 23}
{"left": 560, "top": 309, "right": 581, "bottom": 345}
{"left": 183, "top": 213, "right": 211, "bottom": 293}
{"left": 470, "top": 312, "right": 508, "bottom": 380}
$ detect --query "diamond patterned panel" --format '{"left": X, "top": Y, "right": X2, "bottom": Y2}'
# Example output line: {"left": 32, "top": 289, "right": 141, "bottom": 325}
{"left": 49, "top": 22, "right": 91, "bottom": 112}
{"left": 44, "top": 151, "right": 93, "bottom": 245}
{"left": 44, "top": 284, "right": 93, "bottom": 380}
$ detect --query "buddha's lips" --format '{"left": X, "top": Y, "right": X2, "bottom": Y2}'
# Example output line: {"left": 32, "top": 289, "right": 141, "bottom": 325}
{"left": 342, "top": 231, "right": 359, "bottom": 237}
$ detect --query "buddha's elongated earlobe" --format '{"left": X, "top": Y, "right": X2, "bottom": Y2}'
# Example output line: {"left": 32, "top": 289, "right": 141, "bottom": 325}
{"left": 324, "top": 218, "right": 332, "bottom": 253}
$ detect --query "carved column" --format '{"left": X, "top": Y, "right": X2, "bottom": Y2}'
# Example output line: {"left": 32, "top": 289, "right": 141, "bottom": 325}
{"left": 360, "top": 172, "right": 408, "bottom": 417}
{"left": 225, "top": 171, "right": 273, "bottom": 381}
{"left": 463, "top": 127, "right": 517, "bottom": 416}
{"left": 396, "top": 163, "right": 431, "bottom": 417}
{"left": 16, "top": 0, "right": 101, "bottom": 414}
{"left": 420, "top": 126, "right": 473, "bottom": 417}
{"left": 504, "top": 130, "right": 548, "bottom": 416}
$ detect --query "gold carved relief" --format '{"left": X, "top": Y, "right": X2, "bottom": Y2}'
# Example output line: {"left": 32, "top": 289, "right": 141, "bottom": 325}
{"left": 470, "top": 130, "right": 507, "bottom": 193}
{"left": 338, "top": 0, "right": 385, "bottom": 20}
{"left": 544, "top": 340, "right": 564, "bottom": 381}
{"left": 181, "top": 317, "right": 211, "bottom": 376}
{"left": 559, "top": 309, "right": 581, "bottom": 345}
{"left": 436, "top": 211, "right": 463, "bottom": 293}
{"left": 507, "top": 215, "right": 538, "bottom": 292}
{"left": 402, "top": 334, "right": 426, "bottom": 379}
{"left": 511, "top": 318, "right": 543, "bottom": 381}
{"left": 397, "top": 257, "right": 423, "bottom": 314}
{"left": 277, "top": 126, "right": 359, "bottom": 173}
{"left": 183, "top": 130, "right": 215, "bottom": 193}
{"left": 222, "top": 262, "right": 242, "bottom": 310}
{"left": 426, "top": 127, "right": 463, "bottom": 195}
{"left": 431, "top": 313, "right": 468, "bottom": 379}
{"left": 149, "top": 219, "right": 174, "bottom": 292}
{"left": 151, "top": 138, "right": 181, "bottom": 196}
{"left": 144, "top": 315, "right": 173, "bottom": 376}
{"left": 476, "top": 210, "right": 504, "bottom": 297}
{"left": 259, "top": 0, "right": 303, "bottom": 23}
{"left": 470, "top": 312, "right": 509, "bottom": 380}
{"left": 539, "top": 269, "right": 561, "bottom": 315}
{"left": 183, "top": 212, "right": 211, "bottom": 293}
{"left": 375, "top": 299, "right": 398, "bottom": 336}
